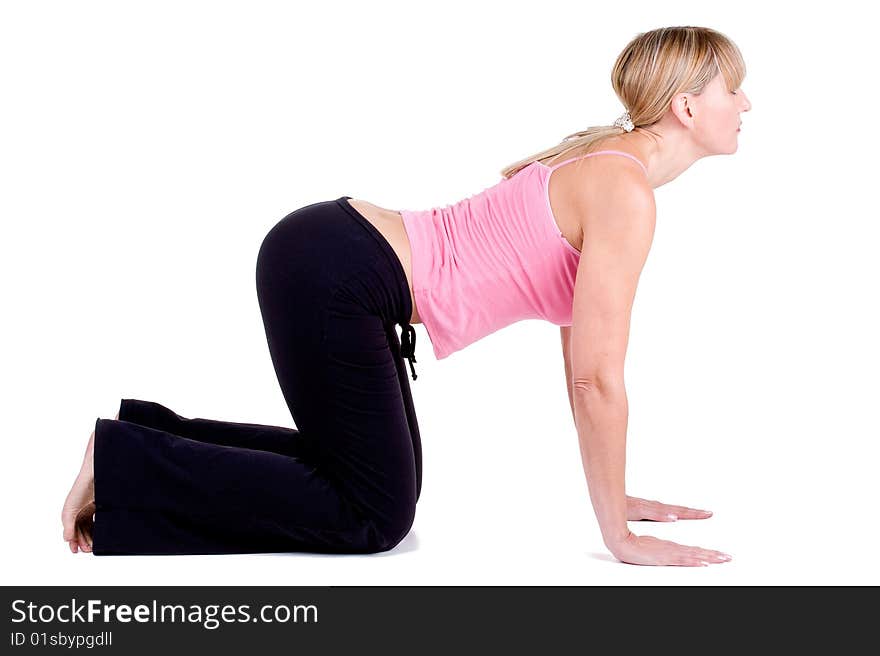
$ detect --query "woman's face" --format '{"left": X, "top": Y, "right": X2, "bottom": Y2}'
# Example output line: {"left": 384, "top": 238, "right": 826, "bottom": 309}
{"left": 692, "top": 71, "right": 751, "bottom": 154}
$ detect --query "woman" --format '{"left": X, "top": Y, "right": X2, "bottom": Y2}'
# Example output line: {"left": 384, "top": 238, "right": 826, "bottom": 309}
{"left": 62, "top": 25, "right": 750, "bottom": 566}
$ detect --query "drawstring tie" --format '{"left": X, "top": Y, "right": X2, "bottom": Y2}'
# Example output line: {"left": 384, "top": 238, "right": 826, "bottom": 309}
{"left": 399, "top": 323, "right": 418, "bottom": 381}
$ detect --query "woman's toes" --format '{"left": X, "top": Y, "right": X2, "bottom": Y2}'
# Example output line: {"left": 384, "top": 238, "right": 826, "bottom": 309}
{"left": 62, "top": 427, "right": 100, "bottom": 553}
{"left": 77, "top": 525, "right": 92, "bottom": 552}
{"left": 66, "top": 501, "right": 96, "bottom": 553}
{"left": 82, "top": 526, "right": 93, "bottom": 551}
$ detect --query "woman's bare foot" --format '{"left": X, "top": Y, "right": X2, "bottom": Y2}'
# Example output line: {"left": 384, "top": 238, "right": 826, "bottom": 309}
{"left": 61, "top": 411, "right": 117, "bottom": 553}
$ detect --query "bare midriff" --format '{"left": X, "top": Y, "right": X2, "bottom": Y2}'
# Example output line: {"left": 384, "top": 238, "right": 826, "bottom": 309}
{"left": 344, "top": 198, "right": 422, "bottom": 325}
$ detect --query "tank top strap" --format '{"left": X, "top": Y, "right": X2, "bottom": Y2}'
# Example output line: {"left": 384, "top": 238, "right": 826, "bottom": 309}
{"left": 546, "top": 149, "right": 648, "bottom": 176}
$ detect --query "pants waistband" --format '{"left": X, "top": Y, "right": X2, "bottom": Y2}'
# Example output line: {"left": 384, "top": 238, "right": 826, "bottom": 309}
{"left": 337, "top": 196, "right": 418, "bottom": 382}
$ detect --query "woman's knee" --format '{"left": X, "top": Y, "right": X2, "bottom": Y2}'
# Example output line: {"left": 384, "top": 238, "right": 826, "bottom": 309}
{"left": 370, "top": 500, "right": 417, "bottom": 553}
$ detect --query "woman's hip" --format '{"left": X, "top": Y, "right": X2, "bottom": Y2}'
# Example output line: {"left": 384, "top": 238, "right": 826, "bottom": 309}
{"left": 256, "top": 196, "right": 412, "bottom": 331}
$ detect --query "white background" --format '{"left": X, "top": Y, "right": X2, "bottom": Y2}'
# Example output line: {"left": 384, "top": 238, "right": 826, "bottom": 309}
{"left": 2, "top": 0, "right": 877, "bottom": 585}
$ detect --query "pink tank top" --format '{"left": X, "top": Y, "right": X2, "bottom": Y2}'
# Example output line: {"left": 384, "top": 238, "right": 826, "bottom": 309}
{"left": 399, "top": 150, "right": 649, "bottom": 360}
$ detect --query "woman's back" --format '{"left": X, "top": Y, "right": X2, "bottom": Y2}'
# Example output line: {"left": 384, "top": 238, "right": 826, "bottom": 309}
{"left": 398, "top": 145, "right": 650, "bottom": 360}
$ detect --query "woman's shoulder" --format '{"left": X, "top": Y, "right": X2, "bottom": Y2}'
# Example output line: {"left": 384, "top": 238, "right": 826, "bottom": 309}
{"left": 557, "top": 145, "right": 654, "bottom": 230}
{"left": 548, "top": 150, "right": 649, "bottom": 208}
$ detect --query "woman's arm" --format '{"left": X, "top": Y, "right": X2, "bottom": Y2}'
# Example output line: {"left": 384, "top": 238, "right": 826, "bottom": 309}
{"left": 561, "top": 325, "right": 575, "bottom": 426}
{"left": 568, "top": 173, "right": 655, "bottom": 552}
{"left": 564, "top": 171, "right": 729, "bottom": 566}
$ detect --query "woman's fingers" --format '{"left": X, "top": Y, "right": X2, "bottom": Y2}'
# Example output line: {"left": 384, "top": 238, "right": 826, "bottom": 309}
{"left": 627, "top": 497, "right": 681, "bottom": 521}
{"left": 675, "top": 541, "right": 732, "bottom": 563}
{"left": 627, "top": 496, "right": 713, "bottom": 521}
{"left": 612, "top": 533, "right": 732, "bottom": 566}
{"left": 669, "top": 544, "right": 732, "bottom": 565}
{"left": 666, "top": 504, "right": 713, "bottom": 519}
{"left": 699, "top": 549, "right": 732, "bottom": 562}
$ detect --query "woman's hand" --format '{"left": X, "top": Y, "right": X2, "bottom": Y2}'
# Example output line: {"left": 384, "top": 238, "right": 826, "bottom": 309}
{"left": 626, "top": 495, "right": 713, "bottom": 522}
{"left": 608, "top": 531, "right": 732, "bottom": 566}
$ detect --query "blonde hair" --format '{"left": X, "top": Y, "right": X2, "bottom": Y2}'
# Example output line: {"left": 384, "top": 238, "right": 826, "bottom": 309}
{"left": 500, "top": 26, "right": 747, "bottom": 179}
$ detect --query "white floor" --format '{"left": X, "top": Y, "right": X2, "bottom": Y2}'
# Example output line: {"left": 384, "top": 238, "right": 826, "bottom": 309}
{"left": 19, "top": 324, "right": 880, "bottom": 586}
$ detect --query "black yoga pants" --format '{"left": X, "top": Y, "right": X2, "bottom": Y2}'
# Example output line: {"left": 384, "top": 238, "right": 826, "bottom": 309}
{"left": 91, "top": 196, "right": 422, "bottom": 555}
